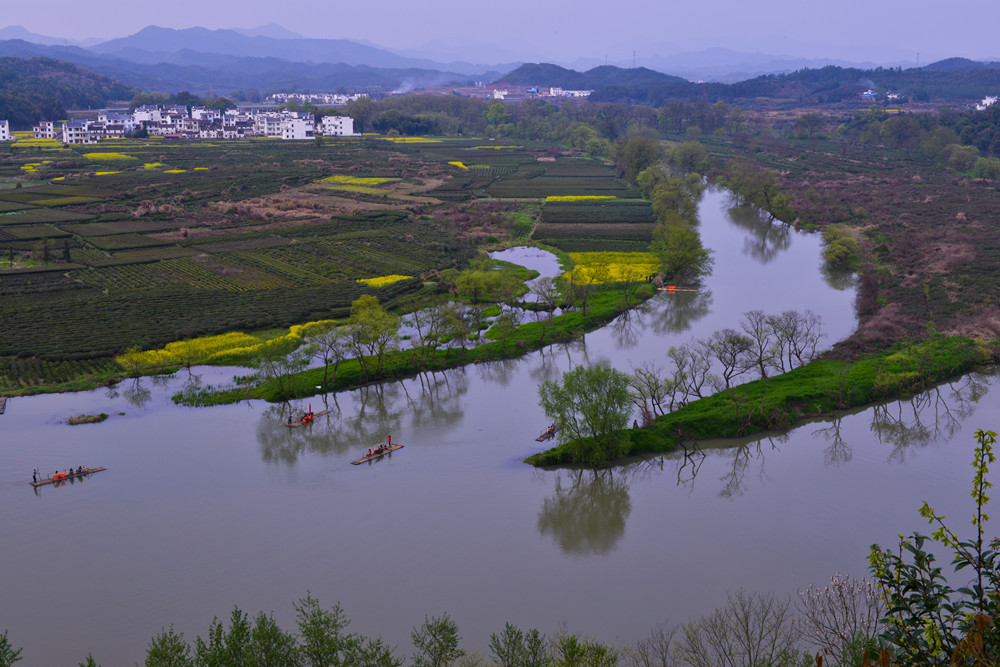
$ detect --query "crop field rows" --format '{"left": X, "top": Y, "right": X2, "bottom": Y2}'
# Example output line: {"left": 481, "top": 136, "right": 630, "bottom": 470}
{"left": 0, "top": 136, "right": 650, "bottom": 390}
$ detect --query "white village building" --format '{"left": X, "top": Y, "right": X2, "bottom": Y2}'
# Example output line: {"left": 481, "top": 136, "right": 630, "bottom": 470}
{"left": 320, "top": 115, "right": 355, "bottom": 136}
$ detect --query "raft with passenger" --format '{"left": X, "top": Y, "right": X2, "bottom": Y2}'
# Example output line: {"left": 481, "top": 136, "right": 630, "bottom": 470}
{"left": 30, "top": 466, "right": 105, "bottom": 487}
{"left": 536, "top": 424, "right": 560, "bottom": 441}
{"left": 351, "top": 444, "right": 404, "bottom": 465}
{"left": 283, "top": 408, "right": 332, "bottom": 427}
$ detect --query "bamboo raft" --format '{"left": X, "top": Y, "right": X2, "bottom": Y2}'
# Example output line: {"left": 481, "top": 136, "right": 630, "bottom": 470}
{"left": 656, "top": 286, "right": 699, "bottom": 293}
{"left": 536, "top": 424, "right": 560, "bottom": 442}
{"left": 283, "top": 409, "right": 332, "bottom": 427}
{"left": 351, "top": 444, "right": 404, "bottom": 465}
{"left": 30, "top": 466, "right": 105, "bottom": 488}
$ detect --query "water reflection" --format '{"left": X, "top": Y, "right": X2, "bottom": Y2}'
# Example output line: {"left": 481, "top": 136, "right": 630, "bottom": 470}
{"left": 255, "top": 368, "right": 472, "bottom": 465}
{"left": 870, "top": 374, "right": 990, "bottom": 463}
{"left": 648, "top": 289, "right": 713, "bottom": 336}
{"left": 806, "top": 372, "right": 993, "bottom": 465}
{"left": 821, "top": 263, "right": 856, "bottom": 292}
{"left": 537, "top": 468, "right": 633, "bottom": 556}
{"left": 123, "top": 378, "right": 152, "bottom": 408}
{"left": 726, "top": 201, "right": 792, "bottom": 264}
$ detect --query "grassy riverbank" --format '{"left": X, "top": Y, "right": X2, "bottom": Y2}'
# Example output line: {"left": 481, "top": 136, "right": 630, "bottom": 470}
{"left": 526, "top": 334, "right": 997, "bottom": 466}
{"left": 174, "top": 283, "right": 655, "bottom": 406}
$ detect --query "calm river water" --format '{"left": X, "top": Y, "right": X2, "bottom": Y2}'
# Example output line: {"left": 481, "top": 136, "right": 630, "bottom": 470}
{"left": 5, "top": 188, "right": 997, "bottom": 665}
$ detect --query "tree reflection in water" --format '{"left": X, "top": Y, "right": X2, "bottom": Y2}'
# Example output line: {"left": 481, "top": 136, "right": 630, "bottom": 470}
{"left": 662, "top": 434, "right": 786, "bottom": 498}
{"left": 528, "top": 339, "right": 589, "bottom": 386}
{"left": 123, "top": 377, "right": 152, "bottom": 408}
{"left": 537, "top": 468, "right": 633, "bottom": 556}
{"left": 870, "top": 373, "right": 992, "bottom": 463}
{"left": 648, "top": 289, "right": 713, "bottom": 336}
{"left": 725, "top": 199, "right": 792, "bottom": 264}
{"left": 716, "top": 435, "right": 788, "bottom": 499}
{"left": 813, "top": 417, "right": 852, "bottom": 466}
{"left": 476, "top": 356, "right": 521, "bottom": 387}
{"left": 806, "top": 372, "right": 994, "bottom": 465}
{"left": 255, "top": 367, "right": 471, "bottom": 465}
{"left": 821, "top": 262, "right": 856, "bottom": 292}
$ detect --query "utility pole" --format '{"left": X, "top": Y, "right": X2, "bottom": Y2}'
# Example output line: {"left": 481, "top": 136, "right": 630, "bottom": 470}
{"left": 633, "top": 51, "right": 636, "bottom": 69}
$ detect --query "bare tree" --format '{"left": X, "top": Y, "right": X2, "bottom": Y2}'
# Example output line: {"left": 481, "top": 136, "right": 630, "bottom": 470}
{"left": 768, "top": 310, "right": 824, "bottom": 371}
{"left": 622, "top": 622, "right": 679, "bottom": 667}
{"left": 305, "top": 325, "right": 350, "bottom": 389}
{"left": 529, "top": 276, "right": 562, "bottom": 318}
{"left": 739, "top": 309, "right": 777, "bottom": 380}
{"left": 666, "top": 342, "right": 716, "bottom": 400}
{"left": 797, "top": 572, "right": 884, "bottom": 667}
{"left": 630, "top": 362, "right": 668, "bottom": 426}
{"left": 706, "top": 328, "right": 754, "bottom": 390}
{"left": 675, "top": 589, "right": 802, "bottom": 667}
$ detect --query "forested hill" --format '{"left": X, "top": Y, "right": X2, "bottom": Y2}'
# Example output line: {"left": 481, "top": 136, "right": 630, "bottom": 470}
{"left": 499, "top": 63, "right": 693, "bottom": 93}
{"left": 503, "top": 61, "right": 1000, "bottom": 106}
{"left": 0, "top": 57, "right": 137, "bottom": 127}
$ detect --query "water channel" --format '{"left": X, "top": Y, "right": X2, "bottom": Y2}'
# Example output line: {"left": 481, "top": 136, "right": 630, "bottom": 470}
{"left": 4, "top": 187, "right": 997, "bottom": 665}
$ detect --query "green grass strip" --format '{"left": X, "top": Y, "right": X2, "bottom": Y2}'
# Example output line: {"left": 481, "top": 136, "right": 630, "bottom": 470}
{"left": 526, "top": 335, "right": 996, "bottom": 466}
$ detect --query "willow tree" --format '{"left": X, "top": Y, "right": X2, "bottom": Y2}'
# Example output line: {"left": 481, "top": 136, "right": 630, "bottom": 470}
{"left": 538, "top": 363, "right": 633, "bottom": 466}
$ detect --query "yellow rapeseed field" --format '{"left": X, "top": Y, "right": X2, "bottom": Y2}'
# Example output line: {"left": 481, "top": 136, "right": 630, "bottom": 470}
{"left": 357, "top": 275, "right": 412, "bottom": 287}
{"left": 564, "top": 252, "right": 659, "bottom": 283}
{"left": 115, "top": 320, "right": 339, "bottom": 371}
{"left": 84, "top": 152, "right": 135, "bottom": 161}
{"left": 318, "top": 175, "right": 398, "bottom": 186}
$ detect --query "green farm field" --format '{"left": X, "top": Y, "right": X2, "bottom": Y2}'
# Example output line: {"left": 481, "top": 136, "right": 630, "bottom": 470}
{"left": 0, "top": 136, "right": 652, "bottom": 393}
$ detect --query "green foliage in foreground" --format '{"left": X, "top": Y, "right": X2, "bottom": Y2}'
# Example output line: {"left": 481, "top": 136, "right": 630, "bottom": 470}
{"left": 527, "top": 335, "right": 995, "bottom": 466}
{"left": 868, "top": 428, "right": 1000, "bottom": 665}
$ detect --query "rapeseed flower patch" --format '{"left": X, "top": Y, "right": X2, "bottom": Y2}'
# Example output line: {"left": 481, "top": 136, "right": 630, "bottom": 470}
{"left": 163, "top": 169, "right": 187, "bottom": 173}
{"left": 448, "top": 161, "right": 469, "bottom": 169}
{"left": 358, "top": 275, "right": 412, "bottom": 287}
{"left": 116, "top": 320, "right": 339, "bottom": 371}
{"left": 318, "top": 175, "right": 398, "bottom": 186}
{"left": 84, "top": 152, "right": 135, "bottom": 161}
{"left": 143, "top": 163, "right": 163, "bottom": 169}
{"left": 564, "top": 252, "right": 659, "bottom": 284}
{"left": 95, "top": 171, "right": 121, "bottom": 176}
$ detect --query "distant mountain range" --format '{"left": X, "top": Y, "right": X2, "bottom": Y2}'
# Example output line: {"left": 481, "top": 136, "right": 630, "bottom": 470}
{"left": 1, "top": 24, "right": 1000, "bottom": 104}
{"left": 0, "top": 23, "right": 978, "bottom": 95}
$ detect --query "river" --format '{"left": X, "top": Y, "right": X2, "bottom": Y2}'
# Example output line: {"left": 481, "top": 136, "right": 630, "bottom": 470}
{"left": 6, "top": 187, "right": 995, "bottom": 665}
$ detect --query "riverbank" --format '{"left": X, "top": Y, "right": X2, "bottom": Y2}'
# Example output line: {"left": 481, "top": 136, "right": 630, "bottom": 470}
{"left": 526, "top": 334, "right": 997, "bottom": 466}
{"left": 174, "top": 283, "right": 656, "bottom": 406}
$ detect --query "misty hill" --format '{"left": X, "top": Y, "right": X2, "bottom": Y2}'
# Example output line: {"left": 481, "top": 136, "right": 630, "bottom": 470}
{"left": 88, "top": 26, "right": 508, "bottom": 77}
{"left": 0, "top": 57, "right": 137, "bottom": 127}
{"left": 923, "top": 57, "right": 1000, "bottom": 72}
{"left": 0, "top": 40, "right": 490, "bottom": 96}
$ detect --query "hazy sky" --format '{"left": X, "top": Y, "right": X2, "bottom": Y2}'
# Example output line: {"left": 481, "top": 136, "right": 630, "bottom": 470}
{"left": 7, "top": 0, "right": 1000, "bottom": 64}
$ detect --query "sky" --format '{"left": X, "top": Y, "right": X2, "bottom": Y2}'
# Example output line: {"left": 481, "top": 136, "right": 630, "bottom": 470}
{"left": 6, "top": 0, "right": 1000, "bottom": 66}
